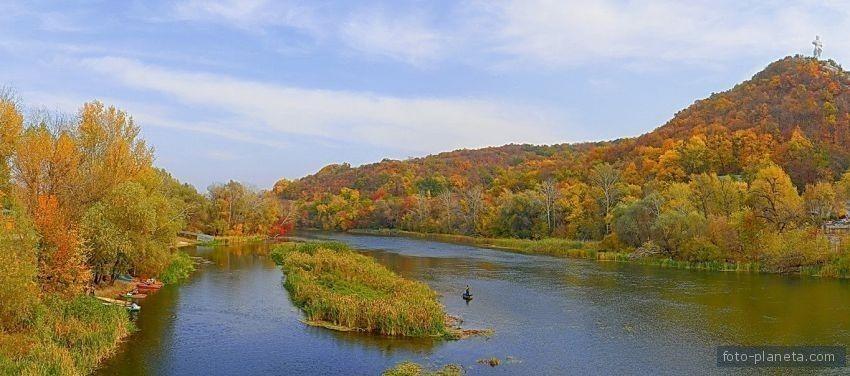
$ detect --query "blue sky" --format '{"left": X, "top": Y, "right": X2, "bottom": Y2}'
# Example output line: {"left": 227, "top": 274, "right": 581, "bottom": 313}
{"left": 1, "top": 1, "right": 846, "bottom": 190}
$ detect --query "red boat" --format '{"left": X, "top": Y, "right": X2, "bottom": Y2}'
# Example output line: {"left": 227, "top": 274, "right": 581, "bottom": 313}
{"left": 135, "top": 283, "right": 162, "bottom": 291}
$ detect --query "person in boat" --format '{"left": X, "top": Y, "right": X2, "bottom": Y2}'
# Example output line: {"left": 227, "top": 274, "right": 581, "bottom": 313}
{"left": 464, "top": 285, "right": 471, "bottom": 297}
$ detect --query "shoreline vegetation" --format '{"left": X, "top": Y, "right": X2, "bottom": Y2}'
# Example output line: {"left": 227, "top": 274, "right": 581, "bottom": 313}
{"left": 270, "top": 241, "right": 483, "bottom": 339}
{"left": 175, "top": 234, "right": 268, "bottom": 248}
{"left": 347, "top": 229, "right": 847, "bottom": 278}
{"left": 0, "top": 295, "right": 134, "bottom": 375}
{"left": 1, "top": 92, "right": 285, "bottom": 374}
{"left": 383, "top": 361, "right": 464, "bottom": 376}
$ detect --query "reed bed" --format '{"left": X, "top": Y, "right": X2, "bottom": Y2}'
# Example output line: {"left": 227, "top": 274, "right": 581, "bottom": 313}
{"left": 271, "top": 242, "right": 449, "bottom": 337}
{"left": 0, "top": 295, "right": 133, "bottom": 375}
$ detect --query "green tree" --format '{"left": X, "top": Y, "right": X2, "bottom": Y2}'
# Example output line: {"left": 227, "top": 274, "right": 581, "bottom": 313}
{"left": 82, "top": 177, "right": 184, "bottom": 282}
{"left": 490, "top": 190, "right": 546, "bottom": 239}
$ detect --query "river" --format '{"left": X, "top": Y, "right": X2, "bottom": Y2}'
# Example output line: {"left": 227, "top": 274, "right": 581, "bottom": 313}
{"left": 97, "top": 232, "right": 850, "bottom": 375}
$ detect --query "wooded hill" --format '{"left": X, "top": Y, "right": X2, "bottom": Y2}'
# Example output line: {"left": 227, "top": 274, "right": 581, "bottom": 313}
{"left": 276, "top": 56, "right": 850, "bottom": 275}
{"left": 280, "top": 55, "right": 850, "bottom": 201}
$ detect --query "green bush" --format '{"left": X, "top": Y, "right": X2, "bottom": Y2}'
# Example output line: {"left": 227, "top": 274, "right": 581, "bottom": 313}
{"left": 159, "top": 251, "right": 196, "bottom": 284}
{"left": 681, "top": 237, "right": 723, "bottom": 262}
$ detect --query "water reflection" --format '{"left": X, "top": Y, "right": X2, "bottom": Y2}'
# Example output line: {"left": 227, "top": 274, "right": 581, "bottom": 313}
{"left": 97, "top": 233, "right": 850, "bottom": 375}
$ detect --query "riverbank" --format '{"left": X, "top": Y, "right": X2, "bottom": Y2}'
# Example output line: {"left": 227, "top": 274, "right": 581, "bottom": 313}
{"left": 0, "top": 247, "right": 200, "bottom": 375}
{"left": 175, "top": 234, "right": 270, "bottom": 248}
{"left": 347, "top": 229, "right": 848, "bottom": 278}
{"left": 0, "top": 296, "right": 134, "bottom": 375}
{"left": 271, "top": 241, "right": 457, "bottom": 338}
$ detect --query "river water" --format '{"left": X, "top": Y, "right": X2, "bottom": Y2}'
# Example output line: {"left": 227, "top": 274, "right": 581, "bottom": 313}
{"left": 97, "top": 232, "right": 850, "bottom": 375}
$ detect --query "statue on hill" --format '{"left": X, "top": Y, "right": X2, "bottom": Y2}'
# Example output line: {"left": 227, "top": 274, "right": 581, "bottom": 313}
{"left": 813, "top": 36, "right": 823, "bottom": 59}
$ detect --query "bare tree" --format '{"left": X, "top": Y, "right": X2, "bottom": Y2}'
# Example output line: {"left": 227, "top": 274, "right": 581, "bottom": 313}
{"left": 539, "top": 179, "right": 558, "bottom": 235}
{"left": 460, "top": 186, "right": 485, "bottom": 235}
{"left": 438, "top": 190, "right": 456, "bottom": 232}
{"left": 589, "top": 163, "right": 622, "bottom": 234}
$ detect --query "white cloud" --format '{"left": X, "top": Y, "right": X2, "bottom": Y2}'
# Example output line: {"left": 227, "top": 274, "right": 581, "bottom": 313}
{"left": 340, "top": 10, "right": 446, "bottom": 66}
{"left": 205, "top": 149, "right": 242, "bottom": 161}
{"left": 470, "top": 0, "right": 850, "bottom": 68}
{"left": 168, "top": 0, "right": 321, "bottom": 35}
{"left": 20, "top": 89, "right": 290, "bottom": 149}
{"left": 81, "top": 56, "right": 567, "bottom": 152}
{"left": 160, "top": 0, "right": 850, "bottom": 70}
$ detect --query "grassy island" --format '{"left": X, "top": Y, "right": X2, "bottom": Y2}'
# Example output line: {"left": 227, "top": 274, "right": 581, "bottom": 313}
{"left": 383, "top": 361, "right": 464, "bottom": 376}
{"left": 271, "top": 242, "right": 450, "bottom": 337}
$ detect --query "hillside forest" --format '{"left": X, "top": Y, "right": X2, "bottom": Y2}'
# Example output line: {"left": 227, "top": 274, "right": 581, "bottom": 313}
{"left": 277, "top": 56, "right": 850, "bottom": 276}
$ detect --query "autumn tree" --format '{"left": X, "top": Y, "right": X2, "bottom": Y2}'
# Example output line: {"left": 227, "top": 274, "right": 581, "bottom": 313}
{"left": 0, "top": 89, "right": 22, "bottom": 191}
{"left": 0, "top": 199, "right": 38, "bottom": 331}
{"left": 802, "top": 182, "right": 839, "bottom": 227}
{"left": 747, "top": 164, "right": 803, "bottom": 231}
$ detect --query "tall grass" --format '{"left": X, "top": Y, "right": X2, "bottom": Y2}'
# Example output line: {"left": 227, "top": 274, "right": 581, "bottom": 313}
{"left": 0, "top": 295, "right": 133, "bottom": 375}
{"left": 271, "top": 242, "right": 448, "bottom": 337}
{"left": 383, "top": 361, "right": 464, "bottom": 376}
{"left": 351, "top": 229, "right": 771, "bottom": 275}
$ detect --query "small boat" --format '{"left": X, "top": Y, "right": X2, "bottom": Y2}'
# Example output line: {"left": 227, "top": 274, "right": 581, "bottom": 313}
{"left": 117, "top": 274, "right": 134, "bottom": 282}
{"left": 121, "top": 293, "right": 147, "bottom": 299}
{"left": 136, "top": 282, "right": 163, "bottom": 290}
{"left": 462, "top": 293, "right": 473, "bottom": 301}
{"left": 127, "top": 303, "right": 141, "bottom": 312}
{"left": 96, "top": 296, "right": 133, "bottom": 307}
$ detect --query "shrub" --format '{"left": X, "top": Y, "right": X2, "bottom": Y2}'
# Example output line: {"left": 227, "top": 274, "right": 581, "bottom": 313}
{"left": 159, "top": 251, "right": 196, "bottom": 284}
{"left": 681, "top": 237, "right": 723, "bottom": 262}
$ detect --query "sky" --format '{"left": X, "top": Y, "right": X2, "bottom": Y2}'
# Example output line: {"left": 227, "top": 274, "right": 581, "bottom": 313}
{"left": 1, "top": 0, "right": 848, "bottom": 190}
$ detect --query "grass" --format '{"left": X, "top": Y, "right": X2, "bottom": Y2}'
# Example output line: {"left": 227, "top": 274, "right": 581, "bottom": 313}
{"left": 350, "top": 229, "right": 594, "bottom": 258}
{"left": 0, "top": 295, "right": 134, "bottom": 375}
{"left": 270, "top": 241, "right": 450, "bottom": 337}
{"left": 349, "top": 229, "right": 771, "bottom": 275}
{"left": 215, "top": 235, "right": 266, "bottom": 245}
{"left": 159, "top": 251, "right": 196, "bottom": 284}
{"left": 382, "top": 361, "right": 464, "bottom": 376}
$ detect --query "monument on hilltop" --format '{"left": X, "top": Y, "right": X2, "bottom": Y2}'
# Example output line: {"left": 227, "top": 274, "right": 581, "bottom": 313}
{"left": 813, "top": 36, "right": 823, "bottom": 59}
